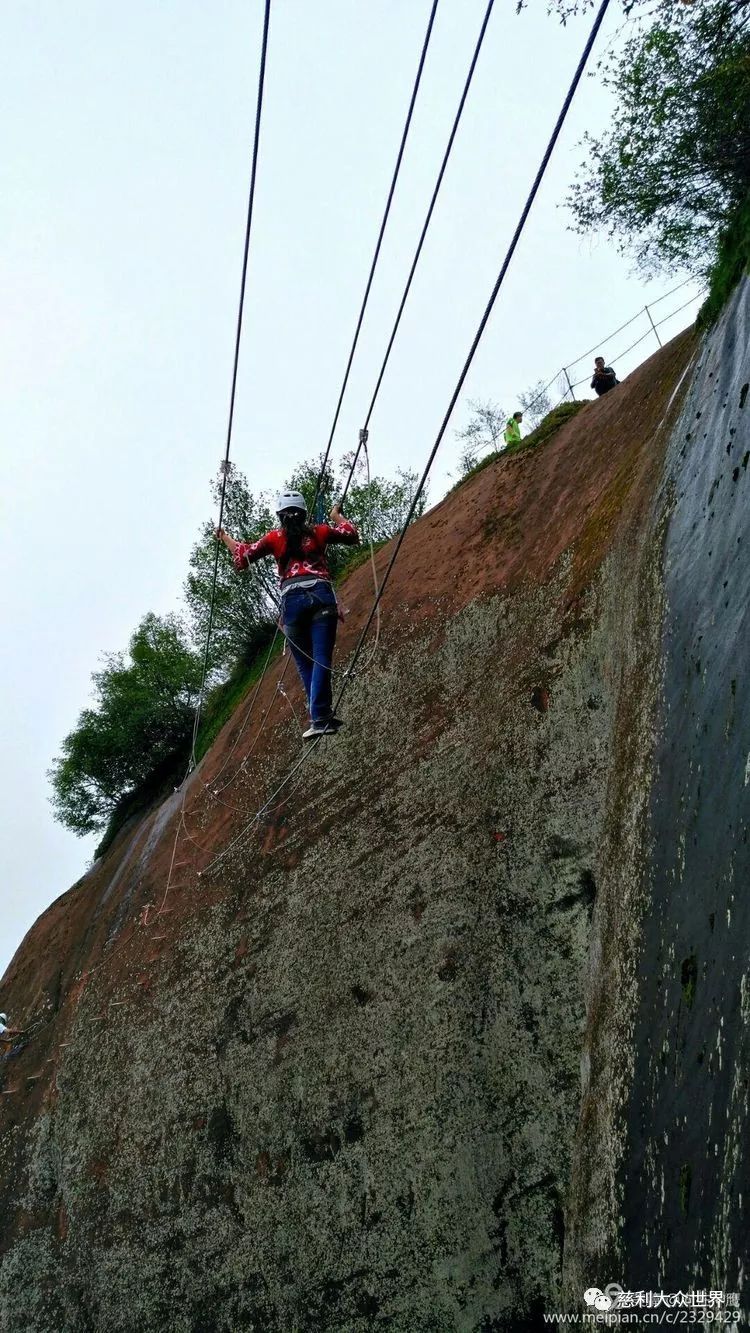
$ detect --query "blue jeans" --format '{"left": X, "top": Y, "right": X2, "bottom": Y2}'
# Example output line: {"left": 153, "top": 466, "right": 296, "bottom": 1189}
{"left": 281, "top": 580, "right": 339, "bottom": 723}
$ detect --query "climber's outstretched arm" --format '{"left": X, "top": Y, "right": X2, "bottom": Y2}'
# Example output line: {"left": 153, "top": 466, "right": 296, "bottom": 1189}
{"left": 216, "top": 527, "right": 277, "bottom": 572}
{"left": 325, "top": 507, "right": 360, "bottom": 546}
{"left": 214, "top": 528, "right": 239, "bottom": 556}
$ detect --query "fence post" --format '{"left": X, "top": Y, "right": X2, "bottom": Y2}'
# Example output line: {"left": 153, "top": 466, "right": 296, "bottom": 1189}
{"left": 562, "top": 367, "right": 576, "bottom": 401}
{"left": 645, "top": 304, "right": 662, "bottom": 347}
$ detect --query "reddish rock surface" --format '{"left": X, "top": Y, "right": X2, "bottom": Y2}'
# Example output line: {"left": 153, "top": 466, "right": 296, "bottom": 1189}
{"left": 6, "top": 317, "right": 744, "bottom": 1330}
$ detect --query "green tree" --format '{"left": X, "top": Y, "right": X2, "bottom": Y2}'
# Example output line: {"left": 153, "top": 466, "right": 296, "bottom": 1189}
{"left": 49, "top": 614, "right": 202, "bottom": 835}
{"left": 454, "top": 399, "right": 506, "bottom": 475}
{"left": 518, "top": 380, "right": 554, "bottom": 430}
{"left": 567, "top": 0, "right": 750, "bottom": 272}
{"left": 188, "top": 455, "right": 428, "bottom": 676}
{"left": 341, "top": 460, "right": 427, "bottom": 544}
{"left": 285, "top": 453, "right": 337, "bottom": 523}
{"left": 185, "top": 465, "right": 277, "bottom": 676}
{"left": 280, "top": 453, "right": 427, "bottom": 554}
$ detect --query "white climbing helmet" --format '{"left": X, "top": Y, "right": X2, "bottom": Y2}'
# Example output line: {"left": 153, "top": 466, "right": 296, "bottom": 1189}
{"left": 275, "top": 490, "right": 307, "bottom": 516}
{"left": 0, "top": 1014, "right": 7, "bottom": 1024}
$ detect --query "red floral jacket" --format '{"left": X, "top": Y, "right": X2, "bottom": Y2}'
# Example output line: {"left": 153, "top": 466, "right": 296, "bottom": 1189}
{"left": 233, "top": 519, "right": 359, "bottom": 583}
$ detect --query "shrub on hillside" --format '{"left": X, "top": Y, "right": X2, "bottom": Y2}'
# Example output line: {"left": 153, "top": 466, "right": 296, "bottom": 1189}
{"left": 49, "top": 613, "right": 201, "bottom": 835}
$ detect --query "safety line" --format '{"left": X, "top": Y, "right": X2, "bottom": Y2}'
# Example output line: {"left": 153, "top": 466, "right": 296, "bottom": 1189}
{"left": 201, "top": 0, "right": 612, "bottom": 876}
{"left": 569, "top": 291, "right": 706, "bottom": 390}
{"left": 640, "top": 274, "right": 699, "bottom": 311}
{"left": 654, "top": 292, "right": 706, "bottom": 331}
{"left": 189, "top": 0, "right": 272, "bottom": 770}
{"left": 311, "top": 0, "right": 440, "bottom": 511}
{"left": 183, "top": 0, "right": 440, "bottom": 804}
{"left": 156, "top": 0, "right": 273, "bottom": 917}
{"left": 341, "top": 0, "right": 497, "bottom": 502}
{"left": 470, "top": 283, "right": 704, "bottom": 461}
{"left": 564, "top": 308, "right": 654, "bottom": 374}
{"left": 224, "top": 1, "right": 441, "bottom": 710}
{"left": 198, "top": 0, "right": 503, "bottom": 783}
{"left": 520, "top": 368, "right": 563, "bottom": 415}
{"left": 335, "top": 0, "right": 613, "bottom": 700}
{"left": 564, "top": 275, "right": 702, "bottom": 373}
{"left": 273, "top": 0, "right": 494, "bottom": 679}
{"left": 513, "top": 279, "right": 705, "bottom": 414}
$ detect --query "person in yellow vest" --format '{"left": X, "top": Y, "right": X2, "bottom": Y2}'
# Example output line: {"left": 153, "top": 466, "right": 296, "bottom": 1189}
{"left": 504, "top": 411, "right": 523, "bottom": 448}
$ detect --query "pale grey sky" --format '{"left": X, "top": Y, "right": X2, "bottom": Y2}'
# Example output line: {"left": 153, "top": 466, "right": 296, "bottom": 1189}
{"left": 0, "top": 0, "right": 702, "bottom": 980}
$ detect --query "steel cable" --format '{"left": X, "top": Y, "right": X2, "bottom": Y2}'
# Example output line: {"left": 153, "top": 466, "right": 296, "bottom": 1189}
{"left": 310, "top": 0, "right": 441, "bottom": 512}
{"left": 202, "top": 0, "right": 613, "bottom": 876}
{"left": 340, "top": 0, "right": 497, "bottom": 502}
{"left": 189, "top": 0, "right": 272, "bottom": 769}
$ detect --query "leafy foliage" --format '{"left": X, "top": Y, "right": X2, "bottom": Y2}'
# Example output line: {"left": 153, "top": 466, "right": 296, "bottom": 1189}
{"left": 284, "top": 454, "right": 337, "bottom": 523}
{"left": 286, "top": 453, "right": 427, "bottom": 545}
{"left": 698, "top": 192, "right": 750, "bottom": 329}
{"left": 345, "top": 465, "right": 427, "bottom": 542}
{"left": 518, "top": 379, "right": 555, "bottom": 430}
{"left": 454, "top": 400, "right": 506, "bottom": 476}
{"left": 49, "top": 614, "right": 201, "bottom": 834}
{"left": 185, "top": 466, "right": 277, "bottom": 678}
{"left": 567, "top": 0, "right": 750, "bottom": 273}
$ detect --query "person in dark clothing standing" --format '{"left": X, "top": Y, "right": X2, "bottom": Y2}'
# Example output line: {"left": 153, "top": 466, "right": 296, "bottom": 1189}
{"left": 591, "top": 356, "right": 619, "bottom": 396}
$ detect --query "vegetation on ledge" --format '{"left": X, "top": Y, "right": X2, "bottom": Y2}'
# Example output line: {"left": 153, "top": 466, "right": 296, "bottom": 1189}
{"left": 698, "top": 194, "right": 750, "bottom": 330}
{"left": 451, "top": 400, "right": 586, "bottom": 493}
{"left": 193, "top": 628, "right": 283, "bottom": 767}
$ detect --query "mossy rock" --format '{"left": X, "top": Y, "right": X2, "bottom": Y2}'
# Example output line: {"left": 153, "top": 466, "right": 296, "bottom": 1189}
{"left": 451, "top": 399, "right": 588, "bottom": 493}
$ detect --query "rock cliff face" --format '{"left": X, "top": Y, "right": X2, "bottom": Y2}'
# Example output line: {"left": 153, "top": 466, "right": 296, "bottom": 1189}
{"left": 566, "top": 278, "right": 750, "bottom": 1304}
{"left": 0, "top": 285, "right": 747, "bottom": 1331}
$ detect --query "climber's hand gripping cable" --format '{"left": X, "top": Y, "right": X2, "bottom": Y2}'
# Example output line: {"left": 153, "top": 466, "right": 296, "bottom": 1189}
{"left": 215, "top": 528, "right": 239, "bottom": 556}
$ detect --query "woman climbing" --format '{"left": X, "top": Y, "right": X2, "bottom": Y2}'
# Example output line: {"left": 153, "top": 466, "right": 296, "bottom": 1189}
{"left": 215, "top": 491, "right": 359, "bottom": 739}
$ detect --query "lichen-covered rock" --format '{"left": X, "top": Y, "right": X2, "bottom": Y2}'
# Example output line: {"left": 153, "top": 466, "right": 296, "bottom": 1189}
{"left": 566, "top": 277, "right": 750, "bottom": 1307}
{"left": 1, "top": 296, "right": 746, "bottom": 1329}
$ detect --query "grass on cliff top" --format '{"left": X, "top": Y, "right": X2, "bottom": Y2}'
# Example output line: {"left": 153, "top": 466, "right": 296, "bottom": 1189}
{"left": 449, "top": 399, "right": 587, "bottom": 495}
{"left": 698, "top": 193, "right": 750, "bottom": 329}
{"left": 193, "top": 629, "right": 284, "bottom": 766}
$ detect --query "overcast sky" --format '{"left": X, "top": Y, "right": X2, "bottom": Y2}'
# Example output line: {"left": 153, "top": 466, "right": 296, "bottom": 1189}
{"left": 0, "top": 0, "right": 703, "bottom": 982}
